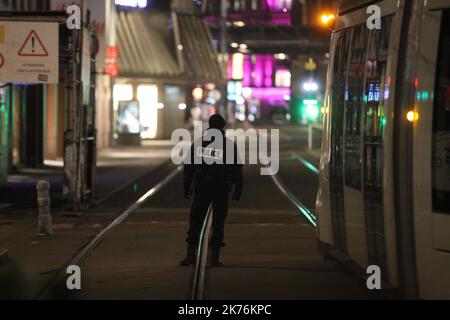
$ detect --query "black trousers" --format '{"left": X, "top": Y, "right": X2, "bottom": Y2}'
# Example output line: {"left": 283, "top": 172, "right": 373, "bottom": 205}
{"left": 186, "top": 182, "right": 229, "bottom": 249}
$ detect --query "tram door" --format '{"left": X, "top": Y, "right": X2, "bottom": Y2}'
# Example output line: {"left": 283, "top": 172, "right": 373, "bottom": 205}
{"left": 429, "top": 8, "right": 450, "bottom": 256}
{"left": 413, "top": 6, "right": 450, "bottom": 298}
{"left": 342, "top": 24, "right": 369, "bottom": 267}
{"left": 362, "top": 17, "right": 393, "bottom": 274}
{"left": 329, "top": 30, "right": 351, "bottom": 252}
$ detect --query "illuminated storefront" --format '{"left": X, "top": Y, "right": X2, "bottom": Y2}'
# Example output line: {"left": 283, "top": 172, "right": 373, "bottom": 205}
{"left": 112, "top": 83, "right": 159, "bottom": 143}
{"left": 228, "top": 53, "right": 292, "bottom": 122}
{"left": 111, "top": 3, "right": 224, "bottom": 142}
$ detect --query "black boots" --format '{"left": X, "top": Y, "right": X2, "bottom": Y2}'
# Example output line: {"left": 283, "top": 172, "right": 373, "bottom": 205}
{"left": 211, "top": 247, "right": 224, "bottom": 267}
{"left": 180, "top": 247, "right": 197, "bottom": 266}
{"left": 180, "top": 246, "right": 224, "bottom": 267}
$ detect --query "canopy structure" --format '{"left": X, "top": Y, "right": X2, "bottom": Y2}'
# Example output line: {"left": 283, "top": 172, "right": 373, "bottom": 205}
{"left": 116, "top": 10, "right": 225, "bottom": 84}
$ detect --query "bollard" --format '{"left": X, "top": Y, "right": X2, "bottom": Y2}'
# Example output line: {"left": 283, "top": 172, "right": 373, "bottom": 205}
{"left": 36, "top": 180, "right": 54, "bottom": 236}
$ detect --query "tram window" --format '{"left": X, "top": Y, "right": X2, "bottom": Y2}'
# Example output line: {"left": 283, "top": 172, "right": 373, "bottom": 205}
{"left": 364, "top": 16, "right": 392, "bottom": 189}
{"left": 330, "top": 29, "right": 352, "bottom": 251}
{"left": 432, "top": 10, "right": 450, "bottom": 214}
{"left": 330, "top": 29, "right": 351, "bottom": 186}
{"left": 345, "top": 25, "right": 368, "bottom": 190}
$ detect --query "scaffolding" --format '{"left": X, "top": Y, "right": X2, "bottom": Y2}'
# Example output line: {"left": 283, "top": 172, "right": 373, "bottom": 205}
{"left": 63, "top": 9, "right": 98, "bottom": 211}
{"left": 0, "top": 10, "right": 97, "bottom": 211}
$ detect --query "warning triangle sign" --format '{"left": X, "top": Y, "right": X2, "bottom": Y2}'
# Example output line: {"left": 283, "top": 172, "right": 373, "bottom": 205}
{"left": 18, "top": 30, "right": 49, "bottom": 57}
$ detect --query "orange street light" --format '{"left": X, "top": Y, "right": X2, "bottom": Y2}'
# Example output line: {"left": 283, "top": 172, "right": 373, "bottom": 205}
{"left": 320, "top": 13, "right": 336, "bottom": 26}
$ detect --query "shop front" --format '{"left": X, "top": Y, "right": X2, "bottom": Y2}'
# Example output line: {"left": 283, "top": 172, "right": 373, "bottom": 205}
{"left": 112, "top": 7, "right": 225, "bottom": 143}
{"left": 112, "top": 80, "right": 188, "bottom": 143}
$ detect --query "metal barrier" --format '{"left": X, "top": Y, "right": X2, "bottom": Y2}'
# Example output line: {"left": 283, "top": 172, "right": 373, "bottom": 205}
{"left": 191, "top": 205, "right": 213, "bottom": 300}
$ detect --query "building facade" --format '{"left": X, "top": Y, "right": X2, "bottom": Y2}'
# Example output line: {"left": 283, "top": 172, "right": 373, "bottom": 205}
{"left": 202, "top": 0, "right": 338, "bottom": 124}
{"left": 0, "top": 0, "right": 224, "bottom": 191}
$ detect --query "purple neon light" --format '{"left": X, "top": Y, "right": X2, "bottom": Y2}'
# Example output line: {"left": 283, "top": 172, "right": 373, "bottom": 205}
{"left": 245, "top": 87, "right": 291, "bottom": 104}
{"left": 264, "top": 55, "right": 273, "bottom": 87}
{"left": 254, "top": 55, "right": 264, "bottom": 87}
{"left": 229, "top": 53, "right": 290, "bottom": 88}
{"left": 269, "top": 16, "right": 291, "bottom": 25}
{"left": 228, "top": 57, "right": 233, "bottom": 79}
{"left": 266, "top": 0, "right": 275, "bottom": 8}
{"left": 243, "top": 55, "right": 252, "bottom": 86}
{"left": 203, "top": 0, "right": 292, "bottom": 26}
{"left": 266, "top": 0, "right": 292, "bottom": 11}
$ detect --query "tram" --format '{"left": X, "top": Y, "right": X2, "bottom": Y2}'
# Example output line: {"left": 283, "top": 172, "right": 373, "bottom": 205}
{"left": 316, "top": 0, "right": 450, "bottom": 299}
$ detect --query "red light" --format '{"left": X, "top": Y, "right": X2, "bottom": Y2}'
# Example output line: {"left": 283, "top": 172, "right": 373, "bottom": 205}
{"left": 414, "top": 78, "right": 419, "bottom": 89}
{"left": 105, "top": 45, "right": 119, "bottom": 77}
{"left": 105, "top": 63, "right": 119, "bottom": 77}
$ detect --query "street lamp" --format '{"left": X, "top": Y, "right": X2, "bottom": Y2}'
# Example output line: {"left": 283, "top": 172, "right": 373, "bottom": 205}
{"left": 320, "top": 14, "right": 335, "bottom": 25}
{"left": 320, "top": 12, "right": 336, "bottom": 30}
{"left": 303, "top": 81, "right": 319, "bottom": 92}
{"left": 193, "top": 87, "right": 204, "bottom": 101}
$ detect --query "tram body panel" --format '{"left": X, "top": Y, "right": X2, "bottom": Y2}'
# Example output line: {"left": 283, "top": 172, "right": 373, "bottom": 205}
{"left": 317, "top": 35, "right": 337, "bottom": 247}
{"left": 359, "top": 0, "right": 404, "bottom": 290}
{"left": 413, "top": 4, "right": 450, "bottom": 299}
{"left": 339, "top": 7, "right": 371, "bottom": 268}
{"left": 379, "top": 0, "right": 406, "bottom": 290}
{"left": 343, "top": 189, "right": 368, "bottom": 266}
{"left": 341, "top": 21, "right": 368, "bottom": 268}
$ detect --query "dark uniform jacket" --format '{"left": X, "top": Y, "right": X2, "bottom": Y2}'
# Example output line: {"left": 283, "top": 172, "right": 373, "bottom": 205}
{"left": 184, "top": 129, "right": 243, "bottom": 199}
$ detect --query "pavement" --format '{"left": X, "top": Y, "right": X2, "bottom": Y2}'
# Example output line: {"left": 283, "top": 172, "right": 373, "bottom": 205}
{"left": 0, "top": 141, "right": 175, "bottom": 209}
{"left": 0, "top": 141, "right": 174, "bottom": 299}
{"left": 0, "top": 124, "right": 382, "bottom": 300}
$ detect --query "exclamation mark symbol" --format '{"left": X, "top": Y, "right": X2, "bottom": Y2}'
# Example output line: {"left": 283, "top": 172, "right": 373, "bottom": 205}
{"left": 31, "top": 36, "right": 35, "bottom": 53}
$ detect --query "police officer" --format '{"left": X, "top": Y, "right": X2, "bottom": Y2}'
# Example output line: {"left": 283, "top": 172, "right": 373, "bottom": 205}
{"left": 181, "top": 114, "right": 243, "bottom": 267}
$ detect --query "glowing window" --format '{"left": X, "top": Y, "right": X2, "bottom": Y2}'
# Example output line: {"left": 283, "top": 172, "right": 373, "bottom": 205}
{"left": 137, "top": 85, "right": 158, "bottom": 140}
{"left": 275, "top": 69, "right": 291, "bottom": 87}
{"left": 113, "top": 84, "right": 133, "bottom": 101}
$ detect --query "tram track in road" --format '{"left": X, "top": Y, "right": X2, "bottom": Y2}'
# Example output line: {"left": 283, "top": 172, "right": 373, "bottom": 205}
{"left": 192, "top": 164, "right": 317, "bottom": 301}
{"left": 273, "top": 149, "right": 319, "bottom": 227}
{"left": 289, "top": 151, "right": 319, "bottom": 175}
{"left": 192, "top": 161, "right": 320, "bottom": 300}
{"left": 34, "top": 164, "right": 183, "bottom": 299}
{"left": 34, "top": 129, "right": 321, "bottom": 299}
{"left": 271, "top": 174, "right": 317, "bottom": 227}
{"left": 190, "top": 128, "right": 321, "bottom": 299}
{"left": 190, "top": 205, "right": 213, "bottom": 300}
{"left": 95, "top": 159, "right": 175, "bottom": 207}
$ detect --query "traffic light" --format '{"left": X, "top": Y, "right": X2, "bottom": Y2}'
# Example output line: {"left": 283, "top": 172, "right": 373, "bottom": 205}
{"left": 302, "top": 98, "right": 320, "bottom": 122}
{"left": 294, "top": 96, "right": 320, "bottom": 125}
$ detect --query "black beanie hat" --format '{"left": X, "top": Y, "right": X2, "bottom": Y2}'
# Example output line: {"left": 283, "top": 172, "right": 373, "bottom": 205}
{"left": 209, "top": 114, "right": 226, "bottom": 130}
